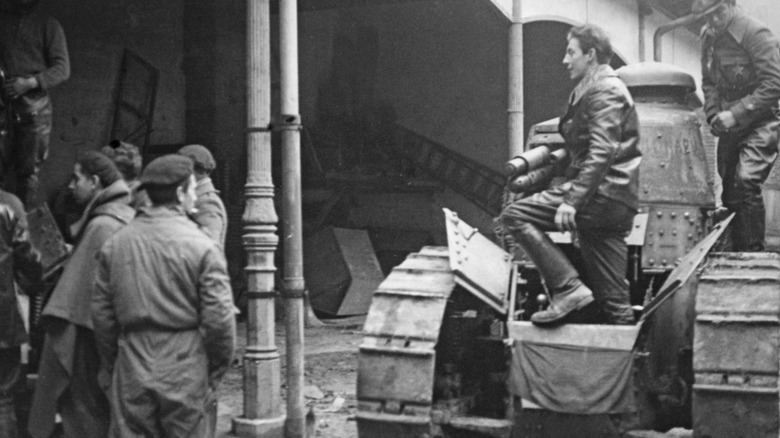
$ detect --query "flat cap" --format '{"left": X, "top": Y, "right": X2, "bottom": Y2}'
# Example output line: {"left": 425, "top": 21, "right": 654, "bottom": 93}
{"left": 139, "top": 154, "right": 193, "bottom": 188}
{"left": 178, "top": 144, "right": 216, "bottom": 172}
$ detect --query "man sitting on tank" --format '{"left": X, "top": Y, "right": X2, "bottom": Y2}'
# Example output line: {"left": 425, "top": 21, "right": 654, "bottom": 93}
{"left": 500, "top": 23, "right": 641, "bottom": 326}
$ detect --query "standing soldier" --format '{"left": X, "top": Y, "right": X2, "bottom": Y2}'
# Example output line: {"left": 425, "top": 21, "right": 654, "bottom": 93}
{"left": 0, "top": 188, "right": 41, "bottom": 437}
{"left": 0, "top": 0, "right": 70, "bottom": 206}
{"left": 29, "top": 152, "right": 134, "bottom": 438}
{"left": 694, "top": 0, "right": 780, "bottom": 251}
{"left": 92, "top": 155, "right": 235, "bottom": 437}
{"left": 177, "top": 144, "right": 227, "bottom": 249}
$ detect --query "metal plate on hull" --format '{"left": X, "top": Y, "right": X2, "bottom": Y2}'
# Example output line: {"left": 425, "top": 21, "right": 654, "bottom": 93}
{"left": 443, "top": 208, "right": 511, "bottom": 314}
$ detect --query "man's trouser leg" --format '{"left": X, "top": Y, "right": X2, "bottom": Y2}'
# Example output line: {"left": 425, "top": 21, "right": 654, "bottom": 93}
{"left": 60, "top": 327, "right": 111, "bottom": 438}
{"left": 0, "top": 347, "right": 22, "bottom": 438}
{"left": 13, "top": 104, "right": 52, "bottom": 208}
{"left": 111, "top": 330, "right": 210, "bottom": 438}
{"left": 576, "top": 196, "right": 635, "bottom": 324}
{"left": 718, "top": 118, "right": 779, "bottom": 252}
{"left": 501, "top": 190, "right": 593, "bottom": 325}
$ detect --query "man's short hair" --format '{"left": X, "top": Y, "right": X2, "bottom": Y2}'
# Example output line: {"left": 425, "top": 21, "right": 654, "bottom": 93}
{"left": 568, "top": 24, "right": 613, "bottom": 65}
{"left": 101, "top": 140, "right": 142, "bottom": 181}
{"left": 145, "top": 177, "right": 193, "bottom": 206}
{"left": 77, "top": 151, "right": 121, "bottom": 188}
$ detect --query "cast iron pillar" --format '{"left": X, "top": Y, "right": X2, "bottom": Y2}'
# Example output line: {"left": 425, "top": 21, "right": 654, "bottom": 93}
{"left": 232, "top": 0, "right": 285, "bottom": 436}
{"left": 279, "top": 0, "right": 306, "bottom": 436}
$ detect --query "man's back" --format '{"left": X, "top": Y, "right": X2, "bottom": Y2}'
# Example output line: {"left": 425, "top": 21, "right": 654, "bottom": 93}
{"left": 93, "top": 204, "right": 235, "bottom": 438}
{"left": 98, "top": 205, "right": 233, "bottom": 333}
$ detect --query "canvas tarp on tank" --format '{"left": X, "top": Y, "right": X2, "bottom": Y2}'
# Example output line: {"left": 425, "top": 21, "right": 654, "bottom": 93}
{"left": 509, "top": 323, "right": 640, "bottom": 414}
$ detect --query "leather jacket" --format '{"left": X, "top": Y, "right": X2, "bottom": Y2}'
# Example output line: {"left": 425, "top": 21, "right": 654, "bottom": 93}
{"left": 0, "top": 200, "right": 42, "bottom": 348}
{"left": 559, "top": 65, "right": 642, "bottom": 211}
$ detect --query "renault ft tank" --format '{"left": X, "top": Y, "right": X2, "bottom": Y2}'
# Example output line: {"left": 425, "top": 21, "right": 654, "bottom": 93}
{"left": 355, "top": 62, "right": 776, "bottom": 438}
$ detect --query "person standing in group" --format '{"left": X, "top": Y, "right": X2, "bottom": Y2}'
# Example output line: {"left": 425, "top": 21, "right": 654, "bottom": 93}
{"left": 177, "top": 144, "right": 227, "bottom": 249}
{"left": 0, "top": 0, "right": 70, "bottom": 206}
{"left": 101, "top": 139, "right": 148, "bottom": 209}
{"left": 92, "top": 154, "right": 236, "bottom": 437}
{"left": 694, "top": 0, "right": 780, "bottom": 251}
{"left": 28, "top": 152, "right": 134, "bottom": 438}
{"left": 500, "top": 23, "right": 641, "bottom": 325}
{"left": 0, "top": 188, "right": 41, "bottom": 437}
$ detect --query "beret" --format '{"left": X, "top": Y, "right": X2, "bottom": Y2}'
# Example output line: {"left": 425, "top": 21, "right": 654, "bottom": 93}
{"left": 139, "top": 154, "right": 193, "bottom": 188}
{"left": 178, "top": 144, "right": 216, "bottom": 172}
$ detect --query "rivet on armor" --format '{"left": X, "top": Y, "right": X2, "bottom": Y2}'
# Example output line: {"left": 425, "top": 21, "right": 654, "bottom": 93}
{"left": 656, "top": 211, "right": 663, "bottom": 218}
{"left": 649, "top": 259, "right": 655, "bottom": 266}
{"left": 662, "top": 259, "right": 668, "bottom": 265}
{"left": 684, "top": 212, "right": 690, "bottom": 218}
{"left": 671, "top": 212, "right": 676, "bottom": 218}
{"left": 659, "top": 230, "right": 665, "bottom": 236}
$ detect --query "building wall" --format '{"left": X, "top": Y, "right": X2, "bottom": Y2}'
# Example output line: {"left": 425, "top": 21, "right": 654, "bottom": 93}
{"left": 37, "top": 0, "right": 186, "bottom": 201}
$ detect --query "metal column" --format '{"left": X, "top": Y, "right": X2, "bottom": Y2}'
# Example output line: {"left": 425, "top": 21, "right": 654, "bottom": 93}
{"left": 508, "top": 0, "right": 524, "bottom": 158}
{"left": 279, "top": 0, "right": 306, "bottom": 436}
{"left": 232, "top": 0, "right": 285, "bottom": 436}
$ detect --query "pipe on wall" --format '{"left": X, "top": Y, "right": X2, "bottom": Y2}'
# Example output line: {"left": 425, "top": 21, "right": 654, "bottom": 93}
{"left": 653, "top": 12, "right": 701, "bottom": 62}
{"left": 279, "top": 0, "right": 306, "bottom": 437}
{"left": 508, "top": 0, "right": 524, "bottom": 158}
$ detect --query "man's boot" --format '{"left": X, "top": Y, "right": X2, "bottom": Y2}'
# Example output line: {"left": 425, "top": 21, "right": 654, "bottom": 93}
{"left": 512, "top": 221, "right": 594, "bottom": 325}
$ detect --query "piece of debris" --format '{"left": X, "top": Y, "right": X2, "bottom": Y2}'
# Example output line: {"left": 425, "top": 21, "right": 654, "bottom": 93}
{"left": 324, "top": 396, "right": 345, "bottom": 412}
{"left": 304, "top": 384, "right": 325, "bottom": 400}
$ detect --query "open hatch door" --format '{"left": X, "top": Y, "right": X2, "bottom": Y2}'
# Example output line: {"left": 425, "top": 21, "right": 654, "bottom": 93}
{"left": 443, "top": 208, "right": 512, "bottom": 315}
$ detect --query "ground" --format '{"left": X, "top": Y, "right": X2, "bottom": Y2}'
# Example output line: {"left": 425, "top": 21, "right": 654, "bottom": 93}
{"left": 217, "top": 319, "right": 363, "bottom": 438}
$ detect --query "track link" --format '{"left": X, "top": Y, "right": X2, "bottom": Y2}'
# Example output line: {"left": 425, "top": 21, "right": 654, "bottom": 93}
{"left": 357, "top": 246, "right": 455, "bottom": 438}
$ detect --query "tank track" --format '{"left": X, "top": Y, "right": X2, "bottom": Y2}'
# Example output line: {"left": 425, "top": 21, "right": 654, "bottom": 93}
{"left": 692, "top": 252, "right": 780, "bottom": 437}
{"left": 356, "top": 246, "right": 455, "bottom": 438}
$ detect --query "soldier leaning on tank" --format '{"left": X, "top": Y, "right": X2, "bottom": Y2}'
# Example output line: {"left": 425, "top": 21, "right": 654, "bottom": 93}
{"left": 694, "top": 0, "right": 780, "bottom": 252}
{"left": 0, "top": 188, "right": 42, "bottom": 437}
{"left": 500, "top": 24, "right": 641, "bottom": 326}
{"left": 0, "top": 0, "right": 70, "bottom": 207}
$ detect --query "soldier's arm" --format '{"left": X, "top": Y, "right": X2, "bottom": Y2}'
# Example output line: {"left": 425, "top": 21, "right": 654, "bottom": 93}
{"left": 91, "top": 246, "right": 119, "bottom": 389}
{"left": 192, "top": 198, "right": 226, "bottom": 249}
{"left": 35, "top": 17, "right": 70, "bottom": 90}
{"left": 730, "top": 28, "right": 780, "bottom": 127}
{"left": 4, "top": 207, "right": 42, "bottom": 284}
{"left": 198, "top": 246, "right": 236, "bottom": 388}
{"left": 701, "top": 37, "right": 722, "bottom": 124}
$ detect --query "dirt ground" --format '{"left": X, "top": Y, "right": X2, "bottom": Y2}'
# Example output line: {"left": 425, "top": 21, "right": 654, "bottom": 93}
{"left": 216, "top": 319, "right": 363, "bottom": 438}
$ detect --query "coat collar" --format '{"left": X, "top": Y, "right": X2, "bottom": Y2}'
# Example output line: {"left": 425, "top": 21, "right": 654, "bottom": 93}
{"left": 137, "top": 204, "right": 188, "bottom": 219}
{"left": 569, "top": 64, "right": 616, "bottom": 106}
{"left": 70, "top": 179, "right": 132, "bottom": 240}
{"left": 196, "top": 177, "right": 218, "bottom": 197}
